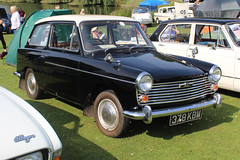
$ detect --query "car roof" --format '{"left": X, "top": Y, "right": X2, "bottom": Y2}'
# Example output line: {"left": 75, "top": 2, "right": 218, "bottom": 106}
{"left": 161, "top": 18, "right": 240, "bottom": 25}
{"left": 0, "top": 8, "right": 8, "bottom": 18}
{"left": 36, "top": 14, "right": 136, "bottom": 25}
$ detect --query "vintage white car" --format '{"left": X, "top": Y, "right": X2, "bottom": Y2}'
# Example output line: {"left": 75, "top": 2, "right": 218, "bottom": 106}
{"left": 150, "top": 18, "right": 240, "bottom": 93}
{"left": 154, "top": 5, "right": 194, "bottom": 24}
{"left": 131, "top": 7, "right": 153, "bottom": 25}
{"left": 0, "top": 86, "right": 62, "bottom": 159}
{"left": 153, "top": 6, "right": 175, "bottom": 24}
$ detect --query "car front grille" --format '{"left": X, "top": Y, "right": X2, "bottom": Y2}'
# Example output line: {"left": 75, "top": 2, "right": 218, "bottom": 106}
{"left": 138, "top": 76, "right": 214, "bottom": 106}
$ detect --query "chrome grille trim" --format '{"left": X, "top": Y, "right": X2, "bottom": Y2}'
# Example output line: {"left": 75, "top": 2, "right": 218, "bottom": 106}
{"left": 138, "top": 76, "right": 214, "bottom": 106}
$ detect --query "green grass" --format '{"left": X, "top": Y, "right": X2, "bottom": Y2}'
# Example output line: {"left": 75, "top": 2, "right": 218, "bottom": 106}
{"left": 1, "top": 32, "right": 240, "bottom": 160}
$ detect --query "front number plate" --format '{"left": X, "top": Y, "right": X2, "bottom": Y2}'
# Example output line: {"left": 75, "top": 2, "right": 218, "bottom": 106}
{"left": 169, "top": 109, "right": 203, "bottom": 126}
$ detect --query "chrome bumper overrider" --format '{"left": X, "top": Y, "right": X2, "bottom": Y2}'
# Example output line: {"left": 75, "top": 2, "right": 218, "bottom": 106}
{"left": 123, "top": 93, "right": 221, "bottom": 124}
{"left": 14, "top": 71, "right": 21, "bottom": 78}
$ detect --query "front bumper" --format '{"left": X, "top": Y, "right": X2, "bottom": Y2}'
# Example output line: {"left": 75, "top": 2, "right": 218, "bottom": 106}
{"left": 136, "top": 19, "right": 153, "bottom": 24}
{"left": 123, "top": 93, "right": 221, "bottom": 124}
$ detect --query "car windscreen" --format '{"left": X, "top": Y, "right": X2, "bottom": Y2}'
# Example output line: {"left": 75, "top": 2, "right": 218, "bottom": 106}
{"left": 132, "top": 7, "right": 150, "bottom": 14}
{"left": 0, "top": 8, "right": 7, "bottom": 18}
{"left": 227, "top": 23, "right": 240, "bottom": 46}
{"left": 80, "top": 21, "right": 151, "bottom": 52}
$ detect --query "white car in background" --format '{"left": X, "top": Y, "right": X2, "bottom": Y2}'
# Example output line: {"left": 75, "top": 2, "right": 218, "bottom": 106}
{"left": 0, "top": 86, "right": 62, "bottom": 160}
{"left": 154, "top": 5, "right": 194, "bottom": 24}
{"left": 131, "top": 7, "right": 153, "bottom": 25}
{"left": 153, "top": 6, "right": 176, "bottom": 24}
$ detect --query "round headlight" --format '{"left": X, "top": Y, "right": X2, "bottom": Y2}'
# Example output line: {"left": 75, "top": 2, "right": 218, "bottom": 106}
{"left": 136, "top": 72, "right": 153, "bottom": 93}
{"left": 209, "top": 65, "right": 221, "bottom": 82}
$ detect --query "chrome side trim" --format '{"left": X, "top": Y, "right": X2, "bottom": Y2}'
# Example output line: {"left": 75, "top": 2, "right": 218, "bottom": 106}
{"left": 123, "top": 93, "right": 221, "bottom": 122}
{"left": 44, "top": 61, "right": 135, "bottom": 85}
{"left": 14, "top": 71, "right": 21, "bottom": 78}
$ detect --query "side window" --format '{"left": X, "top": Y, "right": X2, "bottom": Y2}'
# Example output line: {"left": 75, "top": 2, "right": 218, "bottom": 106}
{"left": 195, "top": 25, "right": 230, "bottom": 48}
{"left": 29, "top": 24, "right": 50, "bottom": 46}
{"left": 50, "top": 23, "right": 79, "bottom": 50}
{"left": 160, "top": 24, "right": 191, "bottom": 43}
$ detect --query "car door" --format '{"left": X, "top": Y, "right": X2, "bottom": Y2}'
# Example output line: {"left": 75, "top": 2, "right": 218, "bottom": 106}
{"left": 153, "top": 23, "right": 192, "bottom": 57}
{"left": 41, "top": 22, "right": 81, "bottom": 101}
{"left": 187, "top": 24, "right": 235, "bottom": 87}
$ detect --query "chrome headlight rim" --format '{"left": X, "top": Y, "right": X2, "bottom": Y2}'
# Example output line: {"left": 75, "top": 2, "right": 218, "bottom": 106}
{"left": 208, "top": 65, "right": 221, "bottom": 82}
{"left": 136, "top": 72, "right": 153, "bottom": 93}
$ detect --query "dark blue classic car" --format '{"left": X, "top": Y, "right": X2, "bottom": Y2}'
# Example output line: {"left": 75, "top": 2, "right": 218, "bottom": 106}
{"left": 15, "top": 15, "right": 221, "bottom": 137}
{"left": 0, "top": 8, "right": 11, "bottom": 34}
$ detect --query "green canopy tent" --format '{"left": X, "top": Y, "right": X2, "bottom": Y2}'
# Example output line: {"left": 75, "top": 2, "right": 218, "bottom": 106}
{"left": 5, "top": 9, "right": 72, "bottom": 66}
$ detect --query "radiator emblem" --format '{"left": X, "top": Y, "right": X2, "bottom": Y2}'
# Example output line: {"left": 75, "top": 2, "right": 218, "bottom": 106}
{"left": 179, "top": 82, "right": 193, "bottom": 88}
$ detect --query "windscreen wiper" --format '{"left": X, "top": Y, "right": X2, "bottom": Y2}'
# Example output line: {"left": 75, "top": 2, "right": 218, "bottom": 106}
{"left": 129, "top": 45, "right": 155, "bottom": 52}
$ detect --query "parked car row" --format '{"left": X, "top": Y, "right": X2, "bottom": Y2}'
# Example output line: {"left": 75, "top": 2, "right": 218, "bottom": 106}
{"left": 14, "top": 15, "right": 221, "bottom": 139}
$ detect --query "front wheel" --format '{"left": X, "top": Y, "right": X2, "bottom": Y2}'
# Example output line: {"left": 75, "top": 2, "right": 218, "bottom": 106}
{"left": 25, "top": 68, "right": 43, "bottom": 99}
{"left": 94, "top": 90, "right": 129, "bottom": 137}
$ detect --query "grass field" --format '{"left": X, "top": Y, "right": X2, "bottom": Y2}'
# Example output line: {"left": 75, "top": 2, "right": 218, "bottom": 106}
{"left": 1, "top": 28, "right": 240, "bottom": 160}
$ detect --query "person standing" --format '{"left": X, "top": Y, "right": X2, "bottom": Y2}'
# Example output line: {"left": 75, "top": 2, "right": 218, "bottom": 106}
{"left": 18, "top": 7, "right": 26, "bottom": 24}
{"left": 10, "top": 5, "right": 21, "bottom": 34}
{"left": 80, "top": 9, "right": 85, "bottom": 15}
{"left": 0, "top": 17, "right": 7, "bottom": 59}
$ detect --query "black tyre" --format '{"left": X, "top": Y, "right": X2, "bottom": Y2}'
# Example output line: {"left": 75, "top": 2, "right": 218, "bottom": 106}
{"left": 94, "top": 90, "right": 129, "bottom": 137}
{"left": 7, "top": 28, "right": 12, "bottom": 34}
{"left": 156, "top": 18, "right": 160, "bottom": 24}
{"left": 25, "top": 68, "right": 43, "bottom": 99}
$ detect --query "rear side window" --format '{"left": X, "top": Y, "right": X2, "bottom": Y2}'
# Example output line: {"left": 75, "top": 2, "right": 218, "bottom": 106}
{"left": 160, "top": 24, "right": 191, "bottom": 43}
{"left": 29, "top": 24, "right": 50, "bottom": 46}
{"left": 49, "top": 23, "right": 79, "bottom": 50}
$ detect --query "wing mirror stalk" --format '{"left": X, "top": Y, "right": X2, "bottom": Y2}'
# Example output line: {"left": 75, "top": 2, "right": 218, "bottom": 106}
{"left": 190, "top": 47, "right": 198, "bottom": 59}
{"left": 208, "top": 42, "right": 216, "bottom": 50}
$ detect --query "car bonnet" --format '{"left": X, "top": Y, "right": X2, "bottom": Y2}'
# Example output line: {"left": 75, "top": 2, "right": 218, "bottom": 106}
{"left": 0, "top": 86, "right": 62, "bottom": 159}
{"left": 116, "top": 52, "right": 205, "bottom": 82}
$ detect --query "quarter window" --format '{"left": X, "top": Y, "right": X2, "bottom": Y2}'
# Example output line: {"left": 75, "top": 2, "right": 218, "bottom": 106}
{"left": 29, "top": 24, "right": 50, "bottom": 46}
{"left": 50, "top": 24, "right": 79, "bottom": 50}
{"left": 160, "top": 24, "right": 191, "bottom": 43}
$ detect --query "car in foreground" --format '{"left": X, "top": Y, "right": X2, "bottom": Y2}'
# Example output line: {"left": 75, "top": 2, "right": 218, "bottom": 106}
{"left": 131, "top": 7, "right": 153, "bottom": 25}
{"left": 150, "top": 18, "right": 240, "bottom": 93}
{"left": 15, "top": 15, "right": 221, "bottom": 137}
{"left": 0, "top": 8, "right": 12, "bottom": 34}
{"left": 0, "top": 86, "right": 62, "bottom": 159}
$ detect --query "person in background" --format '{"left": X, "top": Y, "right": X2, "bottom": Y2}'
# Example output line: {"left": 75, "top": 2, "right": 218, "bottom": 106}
{"left": 0, "top": 17, "right": 7, "bottom": 59}
{"left": 10, "top": 5, "right": 21, "bottom": 34}
{"left": 55, "top": 5, "right": 60, "bottom": 9}
{"left": 18, "top": 7, "right": 26, "bottom": 24}
{"left": 141, "top": 23, "right": 147, "bottom": 33}
{"left": 80, "top": 9, "right": 85, "bottom": 15}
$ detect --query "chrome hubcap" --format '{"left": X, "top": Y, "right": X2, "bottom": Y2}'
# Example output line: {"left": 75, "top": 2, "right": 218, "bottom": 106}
{"left": 27, "top": 73, "right": 36, "bottom": 95}
{"left": 98, "top": 99, "right": 119, "bottom": 131}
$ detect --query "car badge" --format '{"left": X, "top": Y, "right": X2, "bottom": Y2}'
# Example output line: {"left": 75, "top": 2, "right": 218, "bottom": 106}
{"left": 14, "top": 134, "right": 36, "bottom": 143}
{"left": 179, "top": 82, "right": 193, "bottom": 89}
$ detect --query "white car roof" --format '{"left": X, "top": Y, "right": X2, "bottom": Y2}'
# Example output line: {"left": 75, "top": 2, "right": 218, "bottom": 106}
{"left": 36, "top": 14, "right": 136, "bottom": 25}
